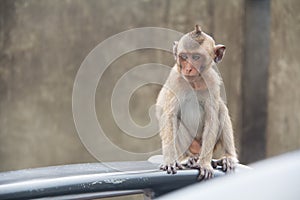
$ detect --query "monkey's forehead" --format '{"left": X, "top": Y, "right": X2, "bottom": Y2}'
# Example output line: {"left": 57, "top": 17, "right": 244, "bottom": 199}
{"left": 178, "top": 34, "right": 201, "bottom": 50}
{"left": 177, "top": 33, "right": 214, "bottom": 52}
{"left": 177, "top": 35, "right": 209, "bottom": 55}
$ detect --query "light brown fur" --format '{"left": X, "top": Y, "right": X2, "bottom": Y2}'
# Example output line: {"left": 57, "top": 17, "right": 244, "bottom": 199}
{"left": 156, "top": 25, "right": 238, "bottom": 179}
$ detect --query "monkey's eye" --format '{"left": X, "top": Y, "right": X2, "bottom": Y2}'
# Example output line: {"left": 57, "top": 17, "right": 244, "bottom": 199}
{"left": 180, "top": 54, "right": 188, "bottom": 60}
{"left": 192, "top": 54, "right": 201, "bottom": 60}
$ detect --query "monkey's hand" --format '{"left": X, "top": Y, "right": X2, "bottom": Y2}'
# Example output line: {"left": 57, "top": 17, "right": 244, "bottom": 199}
{"left": 160, "top": 161, "right": 183, "bottom": 174}
{"left": 211, "top": 156, "right": 239, "bottom": 172}
{"left": 184, "top": 157, "right": 214, "bottom": 180}
{"left": 194, "top": 163, "right": 214, "bottom": 180}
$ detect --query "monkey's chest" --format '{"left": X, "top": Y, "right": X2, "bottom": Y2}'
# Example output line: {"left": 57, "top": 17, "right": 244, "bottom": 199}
{"left": 179, "top": 95, "right": 205, "bottom": 135}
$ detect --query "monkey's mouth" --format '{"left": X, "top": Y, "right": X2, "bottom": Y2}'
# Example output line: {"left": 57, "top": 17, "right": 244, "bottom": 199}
{"left": 183, "top": 74, "right": 201, "bottom": 83}
{"left": 184, "top": 74, "right": 199, "bottom": 77}
{"left": 184, "top": 67, "right": 203, "bottom": 77}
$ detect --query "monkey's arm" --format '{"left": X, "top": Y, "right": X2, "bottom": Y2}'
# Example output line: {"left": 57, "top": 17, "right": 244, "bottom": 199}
{"left": 157, "top": 87, "right": 182, "bottom": 174}
{"left": 197, "top": 100, "right": 220, "bottom": 179}
{"left": 159, "top": 113, "right": 182, "bottom": 173}
{"left": 212, "top": 101, "right": 239, "bottom": 172}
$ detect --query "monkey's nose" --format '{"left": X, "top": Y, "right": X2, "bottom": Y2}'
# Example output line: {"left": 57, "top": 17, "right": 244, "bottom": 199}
{"left": 186, "top": 67, "right": 193, "bottom": 74}
{"left": 186, "top": 69, "right": 192, "bottom": 74}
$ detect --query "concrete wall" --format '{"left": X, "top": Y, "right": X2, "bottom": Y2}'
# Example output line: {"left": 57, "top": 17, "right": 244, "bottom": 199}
{"left": 267, "top": 0, "right": 300, "bottom": 156}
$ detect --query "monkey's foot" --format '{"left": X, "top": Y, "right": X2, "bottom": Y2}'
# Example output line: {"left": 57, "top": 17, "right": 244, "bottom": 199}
{"left": 160, "top": 161, "right": 183, "bottom": 174}
{"left": 211, "top": 157, "right": 238, "bottom": 172}
{"left": 183, "top": 156, "right": 199, "bottom": 168}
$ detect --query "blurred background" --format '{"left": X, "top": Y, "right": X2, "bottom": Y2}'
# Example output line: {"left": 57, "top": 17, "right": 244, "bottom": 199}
{"left": 0, "top": 0, "right": 299, "bottom": 172}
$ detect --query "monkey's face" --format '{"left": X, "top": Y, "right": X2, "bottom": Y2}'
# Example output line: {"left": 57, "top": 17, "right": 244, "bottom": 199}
{"left": 179, "top": 52, "right": 203, "bottom": 76}
{"left": 178, "top": 51, "right": 205, "bottom": 76}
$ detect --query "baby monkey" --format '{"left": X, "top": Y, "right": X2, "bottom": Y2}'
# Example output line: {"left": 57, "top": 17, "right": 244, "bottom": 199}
{"left": 156, "top": 25, "right": 238, "bottom": 180}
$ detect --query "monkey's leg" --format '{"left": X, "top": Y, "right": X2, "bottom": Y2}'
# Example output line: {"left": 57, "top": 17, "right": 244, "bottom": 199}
{"left": 183, "top": 140, "right": 201, "bottom": 168}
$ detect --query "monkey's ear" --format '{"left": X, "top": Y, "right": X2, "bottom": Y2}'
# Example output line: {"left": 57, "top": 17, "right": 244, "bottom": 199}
{"left": 214, "top": 44, "right": 226, "bottom": 63}
{"left": 173, "top": 41, "right": 178, "bottom": 60}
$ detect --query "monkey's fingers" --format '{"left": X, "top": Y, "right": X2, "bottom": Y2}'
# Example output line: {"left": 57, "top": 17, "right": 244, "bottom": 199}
{"left": 167, "top": 165, "right": 177, "bottom": 174}
{"left": 188, "top": 164, "right": 208, "bottom": 180}
{"left": 211, "top": 159, "right": 219, "bottom": 169}
{"left": 160, "top": 164, "right": 178, "bottom": 174}
{"left": 197, "top": 167, "right": 214, "bottom": 181}
{"left": 211, "top": 158, "right": 228, "bottom": 169}
{"left": 188, "top": 163, "right": 215, "bottom": 181}
{"left": 175, "top": 161, "right": 184, "bottom": 170}
{"left": 185, "top": 157, "right": 199, "bottom": 168}
{"left": 216, "top": 158, "right": 224, "bottom": 166}
{"left": 197, "top": 171, "right": 204, "bottom": 181}
{"left": 222, "top": 158, "right": 228, "bottom": 172}
{"left": 159, "top": 164, "right": 167, "bottom": 171}
{"left": 212, "top": 157, "right": 237, "bottom": 172}
{"left": 166, "top": 166, "right": 172, "bottom": 174}
{"left": 223, "top": 157, "right": 237, "bottom": 172}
